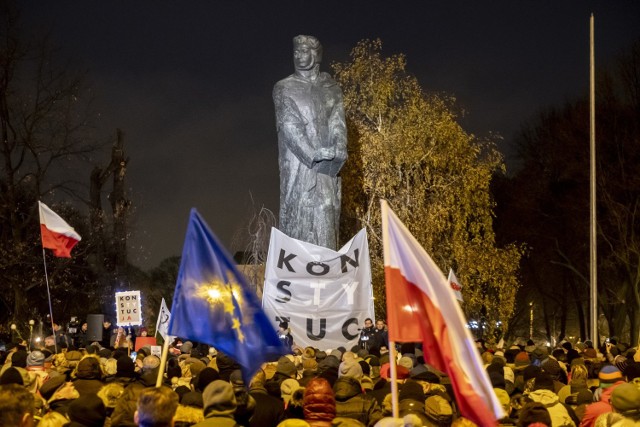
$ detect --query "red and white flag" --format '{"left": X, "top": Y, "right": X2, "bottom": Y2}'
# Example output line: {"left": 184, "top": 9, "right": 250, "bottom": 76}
{"left": 38, "top": 201, "right": 81, "bottom": 258}
{"left": 381, "top": 200, "right": 504, "bottom": 426}
{"left": 448, "top": 268, "right": 464, "bottom": 302}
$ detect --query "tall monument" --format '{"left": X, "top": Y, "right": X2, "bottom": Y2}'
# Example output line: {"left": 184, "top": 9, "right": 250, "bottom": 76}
{"left": 273, "top": 35, "right": 347, "bottom": 249}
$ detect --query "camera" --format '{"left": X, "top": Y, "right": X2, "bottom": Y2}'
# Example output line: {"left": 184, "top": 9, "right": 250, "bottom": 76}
{"left": 68, "top": 316, "right": 79, "bottom": 335}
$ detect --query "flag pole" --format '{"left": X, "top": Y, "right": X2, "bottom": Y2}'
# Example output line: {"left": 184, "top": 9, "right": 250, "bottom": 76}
{"left": 41, "top": 248, "right": 58, "bottom": 354}
{"left": 589, "top": 13, "right": 598, "bottom": 346}
{"left": 155, "top": 335, "right": 171, "bottom": 388}
{"left": 388, "top": 340, "right": 400, "bottom": 418}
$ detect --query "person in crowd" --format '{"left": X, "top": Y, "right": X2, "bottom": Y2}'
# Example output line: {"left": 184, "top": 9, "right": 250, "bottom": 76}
{"left": 372, "top": 320, "right": 388, "bottom": 352}
{"left": 358, "top": 319, "right": 376, "bottom": 351}
{"left": 278, "top": 322, "right": 294, "bottom": 351}
{"left": 579, "top": 365, "right": 626, "bottom": 427}
{"left": 134, "top": 386, "right": 179, "bottom": 427}
{"left": 0, "top": 383, "right": 35, "bottom": 427}
{"left": 194, "top": 380, "right": 239, "bottom": 426}
{"left": 249, "top": 368, "right": 285, "bottom": 427}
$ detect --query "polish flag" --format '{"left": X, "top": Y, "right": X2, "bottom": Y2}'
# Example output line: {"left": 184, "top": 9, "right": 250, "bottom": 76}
{"left": 38, "top": 201, "right": 82, "bottom": 258}
{"left": 381, "top": 200, "right": 504, "bottom": 426}
{"left": 448, "top": 268, "right": 464, "bottom": 302}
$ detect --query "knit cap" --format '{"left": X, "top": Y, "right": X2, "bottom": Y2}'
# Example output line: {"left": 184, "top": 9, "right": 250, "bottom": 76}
{"left": 181, "top": 341, "right": 193, "bottom": 354}
{"left": 197, "top": 367, "right": 220, "bottom": 392}
{"left": 598, "top": 365, "right": 623, "bottom": 386}
{"left": 514, "top": 351, "right": 530, "bottom": 367}
{"left": 583, "top": 348, "right": 598, "bottom": 359}
{"left": 67, "top": 394, "right": 107, "bottom": 427}
{"left": 0, "top": 367, "right": 24, "bottom": 386}
{"left": 142, "top": 355, "right": 161, "bottom": 372}
{"left": 27, "top": 350, "right": 45, "bottom": 367}
{"left": 11, "top": 350, "right": 28, "bottom": 368}
{"left": 276, "top": 356, "right": 297, "bottom": 378}
{"left": 610, "top": 382, "right": 640, "bottom": 415}
{"left": 302, "top": 358, "right": 318, "bottom": 372}
{"left": 541, "top": 358, "right": 562, "bottom": 377}
{"left": 380, "top": 363, "right": 409, "bottom": 380}
{"left": 399, "top": 380, "right": 425, "bottom": 402}
{"left": 398, "top": 356, "right": 414, "bottom": 370}
{"left": 116, "top": 357, "right": 136, "bottom": 378}
{"left": 339, "top": 359, "right": 363, "bottom": 381}
{"left": 425, "top": 395, "right": 453, "bottom": 424}
{"left": 342, "top": 351, "right": 357, "bottom": 362}
{"left": 76, "top": 357, "right": 102, "bottom": 379}
{"left": 202, "top": 380, "right": 237, "bottom": 416}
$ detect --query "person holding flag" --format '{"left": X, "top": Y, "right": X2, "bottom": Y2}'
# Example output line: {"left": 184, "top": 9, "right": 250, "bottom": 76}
{"left": 381, "top": 200, "right": 504, "bottom": 426}
{"left": 167, "top": 209, "right": 288, "bottom": 381}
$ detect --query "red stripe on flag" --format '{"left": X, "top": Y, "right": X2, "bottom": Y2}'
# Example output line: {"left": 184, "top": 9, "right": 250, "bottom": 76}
{"left": 40, "top": 224, "right": 79, "bottom": 258}
{"left": 385, "top": 266, "right": 498, "bottom": 427}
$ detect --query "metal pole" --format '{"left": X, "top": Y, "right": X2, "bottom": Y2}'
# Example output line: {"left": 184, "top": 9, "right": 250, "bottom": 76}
{"left": 589, "top": 14, "right": 598, "bottom": 345}
{"left": 41, "top": 248, "right": 58, "bottom": 354}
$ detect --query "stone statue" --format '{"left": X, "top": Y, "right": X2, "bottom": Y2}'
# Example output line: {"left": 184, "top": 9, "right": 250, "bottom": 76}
{"left": 273, "top": 35, "right": 347, "bottom": 249}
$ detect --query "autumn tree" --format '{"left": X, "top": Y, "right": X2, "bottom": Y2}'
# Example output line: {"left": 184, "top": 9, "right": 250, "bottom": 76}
{"left": 333, "top": 39, "right": 522, "bottom": 340}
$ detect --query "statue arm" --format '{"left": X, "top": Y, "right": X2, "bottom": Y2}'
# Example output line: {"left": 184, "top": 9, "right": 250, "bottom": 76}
{"left": 329, "top": 90, "right": 348, "bottom": 169}
{"left": 274, "top": 85, "right": 318, "bottom": 168}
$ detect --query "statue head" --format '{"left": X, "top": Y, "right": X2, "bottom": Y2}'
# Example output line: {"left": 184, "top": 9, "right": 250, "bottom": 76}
{"left": 293, "top": 35, "right": 322, "bottom": 71}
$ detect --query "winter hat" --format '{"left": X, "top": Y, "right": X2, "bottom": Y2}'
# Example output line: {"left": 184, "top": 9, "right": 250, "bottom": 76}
{"left": 357, "top": 349, "right": 369, "bottom": 359}
{"left": 116, "top": 357, "right": 136, "bottom": 378}
{"left": 339, "top": 360, "right": 363, "bottom": 381}
{"left": 380, "top": 363, "right": 410, "bottom": 380}
{"left": 11, "top": 350, "right": 27, "bottom": 368}
{"left": 398, "top": 356, "right": 414, "bottom": 370}
{"left": 358, "top": 360, "right": 370, "bottom": 376}
{"left": 27, "top": 350, "right": 45, "bottom": 367}
{"left": 598, "top": 365, "right": 623, "bottom": 386}
{"left": 565, "top": 390, "right": 593, "bottom": 405}
{"left": 188, "top": 359, "right": 207, "bottom": 377}
{"left": 533, "top": 372, "right": 555, "bottom": 392}
{"left": 0, "top": 367, "right": 24, "bottom": 386}
{"left": 584, "top": 348, "right": 598, "bottom": 359}
{"left": 518, "top": 402, "right": 552, "bottom": 427}
{"left": 315, "top": 351, "right": 327, "bottom": 362}
{"left": 67, "top": 394, "right": 107, "bottom": 427}
{"left": 523, "top": 365, "right": 542, "bottom": 383}
{"left": 197, "top": 367, "right": 220, "bottom": 392}
{"left": 342, "top": 351, "right": 357, "bottom": 362}
{"left": 514, "top": 351, "right": 530, "bottom": 367}
{"left": 532, "top": 347, "right": 548, "bottom": 361}
{"left": 365, "top": 355, "right": 380, "bottom": 367}
{"left": 202, "top": 380, "right": 237, "bottom": 416}
{"left": 39, "top": 374, "right": 66, "bottom": 401}
{"left": 425, "top": 395, "right": 453, "bottom": 424}
{"left": 281, "top": 378, "right": 300, "bottom": 404}
{"left": 181, "top": 391, "right": 204, "bottom": 408}
{"left": 276, "top": 356, "right": 297, "bottom": 378}
{"left": 399, "top": 380, "right": 425, "bottom": 402}
{"left": 98, "top": 348, "right": 112, "bottom": 359}
{"left": 76, "top": 357, "right": 102, "bottom": 379}
{"left": 330, "top": 349, "right": 343, "bottom": 360}
{"left": 610, "top": 383, "right": 640, "bottom": 415}
{"left": 181, "top": 341, "right": 193, "bottom": 354}
{"left": 541, "top": 358, "right": 562, "bottom": 377}
{"left": 410, "top": 365, "right": 441, "bottom": 383}
{"left": 624, "top": 362, "right": 640, "bottom": 381}
{"left": 489, "top": 370, "right": 506, "bottom": 389}
{"left": 142, "top": 355, "right": 161, "bottom": 372}
{"left": 302, "top": 358, "right": 318, "bottom": 372}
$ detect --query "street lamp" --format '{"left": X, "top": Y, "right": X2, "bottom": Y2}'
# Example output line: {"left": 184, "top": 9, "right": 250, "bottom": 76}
{"left": 529, "top": 302, "right": 534, "bottom": 339}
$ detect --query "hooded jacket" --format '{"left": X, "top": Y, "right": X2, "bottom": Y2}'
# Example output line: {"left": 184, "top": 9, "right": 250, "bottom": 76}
{"left": 333, "top": 377, "right": 382, "bottom": 427}
{"left": 527, "top": 389, "right": 576, "bottom": 427}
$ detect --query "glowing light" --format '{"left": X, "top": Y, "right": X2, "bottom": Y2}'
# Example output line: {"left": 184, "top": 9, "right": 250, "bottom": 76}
{"left": 208, "top": 288, "right": 222, "bottom": 300}
{"left": 402, "top": 305, "right": 414, "bottom": 312}
{"left": 35, "top": 337, "right": 41, "bottom": 343}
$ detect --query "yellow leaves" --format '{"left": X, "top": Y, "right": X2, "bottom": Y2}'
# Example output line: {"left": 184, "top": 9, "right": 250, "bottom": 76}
{"left": 335, "top": 39, "right": 523, "bottom": 340}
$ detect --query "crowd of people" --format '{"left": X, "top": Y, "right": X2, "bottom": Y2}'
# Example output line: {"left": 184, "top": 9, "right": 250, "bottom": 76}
{"left": 1, "top": 318, "right": 640, "bottom": 427}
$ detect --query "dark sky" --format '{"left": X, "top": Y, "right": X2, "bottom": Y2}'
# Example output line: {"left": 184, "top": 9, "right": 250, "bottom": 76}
{"left": 20, "top": 1, "right": 640, "bottom": 270}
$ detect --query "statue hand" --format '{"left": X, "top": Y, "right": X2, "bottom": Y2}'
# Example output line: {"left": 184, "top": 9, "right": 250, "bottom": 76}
{"left": 314, "top": 147, "right": 335, "bottom": 161}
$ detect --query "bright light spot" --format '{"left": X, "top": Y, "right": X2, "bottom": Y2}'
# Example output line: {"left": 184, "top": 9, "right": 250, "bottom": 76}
{"left": 35, "top": 337, "right": 41, "bottom": 343}
{"left": 402, "top": 305, "right": 415, "bottom": 312}
{"left": 545, "top": 341, "right": 551, "bottom": 347}
{"left": 208, "top": 289, "right": 222, "bottom": 300}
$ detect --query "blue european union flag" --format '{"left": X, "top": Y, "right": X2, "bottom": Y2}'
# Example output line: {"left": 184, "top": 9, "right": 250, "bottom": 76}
{"left": 168, "top": 209, "right": 287, "bottom": 379}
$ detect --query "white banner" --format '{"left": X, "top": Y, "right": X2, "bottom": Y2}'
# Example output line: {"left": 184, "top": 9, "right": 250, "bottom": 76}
{"left": 116, "top": 291, "right": 142, "bottom": 326}
{"left": 155, "top": 297, "right": 172, "bottom": 340}
{"left": 263, "top": 228, "right": 374, "bottom": 350}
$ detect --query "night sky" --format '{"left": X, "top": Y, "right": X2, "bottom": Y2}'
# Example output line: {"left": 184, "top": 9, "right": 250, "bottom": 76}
{"left": 20, "top": 1, "right": 640, "bottom": 270}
